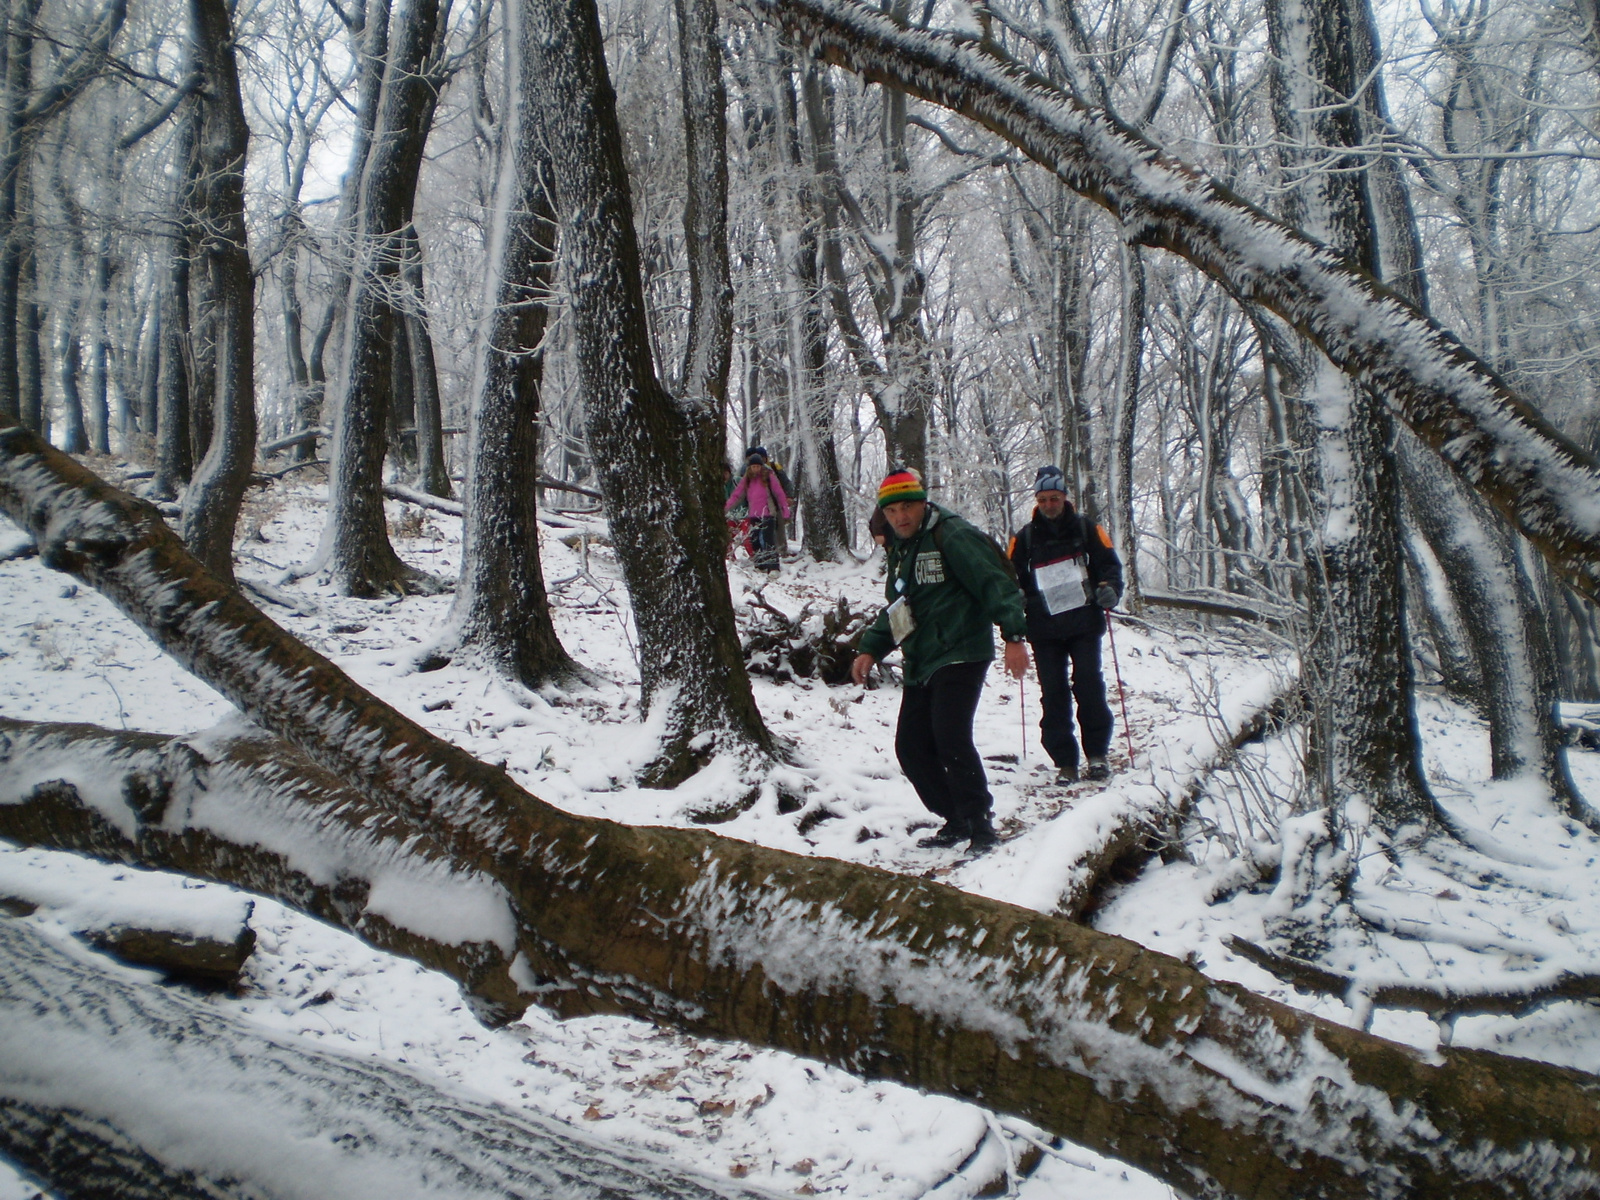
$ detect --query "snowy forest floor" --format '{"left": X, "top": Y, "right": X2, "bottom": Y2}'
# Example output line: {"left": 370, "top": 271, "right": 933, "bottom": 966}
{"left": 5, "top": 472, "right": 1600, "bottom": 1199}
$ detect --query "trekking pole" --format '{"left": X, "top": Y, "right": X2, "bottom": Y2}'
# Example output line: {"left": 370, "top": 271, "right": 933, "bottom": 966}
{"left": 1104, "top": 610, "right": 1136, "bottom": 767}
{"left": 1019, "top": 675, "right": 1027, "bottom": 761}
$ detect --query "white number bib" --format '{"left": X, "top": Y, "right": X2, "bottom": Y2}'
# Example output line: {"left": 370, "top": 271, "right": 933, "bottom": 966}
{"left": 1035, "top": 554, "right": 1088, "bottom": 615}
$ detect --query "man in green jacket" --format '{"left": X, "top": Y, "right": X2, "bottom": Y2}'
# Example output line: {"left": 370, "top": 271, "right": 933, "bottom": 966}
{"left": 851, "top": 469, "right": 1029, "bottom": 850}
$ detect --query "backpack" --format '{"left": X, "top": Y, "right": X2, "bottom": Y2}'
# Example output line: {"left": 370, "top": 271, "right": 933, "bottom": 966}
{"left": 933, "top": 517, "right": 1019, "bottom": 585}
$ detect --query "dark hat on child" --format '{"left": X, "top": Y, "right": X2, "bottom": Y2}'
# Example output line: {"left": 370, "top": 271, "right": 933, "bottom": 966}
{"left": 746, "top": 447, "right": 768, "bottom": 465}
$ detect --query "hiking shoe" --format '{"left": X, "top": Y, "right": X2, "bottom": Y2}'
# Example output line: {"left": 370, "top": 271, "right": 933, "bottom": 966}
{"left": 916, "top": 821, "right": 969, "bottom": 849}
{"left": 1054, "top": 765, "right": 1079, "bottom": 785}
{"left": 1084, "top": 757, "right": 1110, "bottom": 782}
{"left": 966, "top": 817, "right": 998, "bottom": 852}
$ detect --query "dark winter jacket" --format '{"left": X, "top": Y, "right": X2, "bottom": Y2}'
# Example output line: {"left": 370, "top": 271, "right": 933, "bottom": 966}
{"left": 1007, "top": 506, "right": 1123, "bottom": 641}
{"left": 859, "top": 504, "right": 1027, "bottom": 686}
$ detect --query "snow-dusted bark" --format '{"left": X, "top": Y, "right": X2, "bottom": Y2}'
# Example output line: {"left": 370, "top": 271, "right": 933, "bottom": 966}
{"left": 1111, "top": 241, "right": 1144, "bottom": 603}
{"left": 322, "top": 0, "right": 446, "bottom": 596}
{"left": 400, "top": 225, "right": 450, "bottom": 499}
{"left": 0, "top": 0, "right": 126, "bottom": 427}
{"left": 442, "top": 0, "right": 580, "bottom": 687}
{"left": 7, "top": 433, "right": 1600, "bottom": 1199}
{"left": 0, "top": 920, "right": 769, "bottom": 1200}
{"left": 1265, "top": 0, "right": 1432, "bottom": 831}
{"left": 767, "top": 61, "right": 848, "bottom": 558}
{"left": 748, "top": 0, "right": 1600, "bottom": 605}
{"left": 177, "top": 0, "right": 256, "bottom": 586}
{"left": 675, "top": 0, "right": 733, "bottom": 419}
{"left": 523, "top": 0, "right": 773, "bottom": 785}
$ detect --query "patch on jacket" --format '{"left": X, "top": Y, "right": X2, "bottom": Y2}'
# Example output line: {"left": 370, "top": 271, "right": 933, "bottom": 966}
{"left": 915, "top": 551, "right": 945, "bottom": 584}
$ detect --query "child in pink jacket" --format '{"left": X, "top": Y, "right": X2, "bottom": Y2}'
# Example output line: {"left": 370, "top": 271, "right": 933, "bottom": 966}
{"left": 725, "top": 449, "right": 791, "bottom": 571}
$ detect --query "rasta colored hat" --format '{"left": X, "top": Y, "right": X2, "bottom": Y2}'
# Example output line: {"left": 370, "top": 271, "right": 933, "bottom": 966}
{"left": 877, "top": 467, "right": 927, "bottom": 507}
{"left": 1033, "top": 464, "right": 1068, "bottom": 495}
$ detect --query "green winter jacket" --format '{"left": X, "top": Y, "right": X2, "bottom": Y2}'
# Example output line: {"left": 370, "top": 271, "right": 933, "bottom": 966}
{"left": 859, "top": 504, "right": 1027, "bottom": 686}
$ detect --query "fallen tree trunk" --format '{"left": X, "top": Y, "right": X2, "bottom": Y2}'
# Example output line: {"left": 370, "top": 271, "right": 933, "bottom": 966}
{"left": 4, "top": 427, "right": 1600, "bottom": 1199}
{"left": 0, "top": 919, "right": 768, "bottom": 1200}
{"left": 747, "top": 0, "right": 1600, "bottom": 608}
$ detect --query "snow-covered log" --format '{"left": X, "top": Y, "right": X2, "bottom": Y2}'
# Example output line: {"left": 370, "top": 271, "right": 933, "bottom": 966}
{"left": 6, "top": 428, "right": 1600, "bottom": 1199}
{"left": 746, "top": 0, "right": 1600, "bottom": 607}
{"left": 0, "top": 920, "right": 770, "bottom": 1200}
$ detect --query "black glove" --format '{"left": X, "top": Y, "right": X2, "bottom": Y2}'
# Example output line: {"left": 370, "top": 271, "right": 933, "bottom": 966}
{"left": 1095, "top": 583, "right": 1119, "bottom": 610}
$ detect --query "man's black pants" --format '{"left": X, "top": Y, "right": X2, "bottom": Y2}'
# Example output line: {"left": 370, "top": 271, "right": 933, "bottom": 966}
{"left": 896, "top": 660, "right": 992, "bottom": 827}
{"left": 1033, "top": 632, "right": 1112, "bottom": 771}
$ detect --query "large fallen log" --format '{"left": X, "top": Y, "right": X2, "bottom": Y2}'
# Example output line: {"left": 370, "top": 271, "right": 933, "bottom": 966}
{"left": 5, "top": 426, "right": 1600, "bottom": 1199}
{"left": 0, "top": 918, "right": 769, "bottom": 1200}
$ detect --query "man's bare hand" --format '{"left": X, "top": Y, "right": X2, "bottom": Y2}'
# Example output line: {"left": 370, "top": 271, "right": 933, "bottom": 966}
{"left": 1003, "top": 640, "right": 1030, "bottom": 680}
{"left": 850, "top": 653, "right": 876, "bottom": 686}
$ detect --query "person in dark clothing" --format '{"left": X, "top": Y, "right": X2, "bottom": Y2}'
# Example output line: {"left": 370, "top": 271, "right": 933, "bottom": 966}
{"left": 852, "top": 469, "right": 1029, "bottom": 851}
{"left": 1008, "top": 465, "right": 1124, "bottom": 784}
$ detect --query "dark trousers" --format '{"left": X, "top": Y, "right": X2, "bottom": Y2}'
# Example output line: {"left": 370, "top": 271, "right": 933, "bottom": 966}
{"left": 896, "top": 660, "right": 992, "bottom": 826}
{"left": 752, "top": 517, "right": 780, "bottom": 571}
{"left": 1033, "top": 632, "right": 1112, "bottom": 770}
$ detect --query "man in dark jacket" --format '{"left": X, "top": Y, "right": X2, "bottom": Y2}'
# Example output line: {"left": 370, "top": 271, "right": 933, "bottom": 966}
{"left": 1008, "top": 465, "right": 1124, "bottom": 784}
{"left": 851, "top": 469, "right": 1029, "bottom": 851}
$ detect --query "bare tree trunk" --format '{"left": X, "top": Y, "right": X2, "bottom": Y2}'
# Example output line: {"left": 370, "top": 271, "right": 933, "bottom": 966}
{"left": 401, "top": 224, "right": 450, "bottom": 497}
{"left": 178, "top": 0, "right": 256, "bottom": 585}
{"left": 748, "top": 0, "right": 1600, "bottom": 607}
{"left": 57, "top": 304, "right": 87, "bottom": 452}
{"left": 442, "top": 0, "right": 579, "bottom": 688}
{"left": 4, "top": 436, "right": 1600, "bottom": 1200}
{"left": 322, "top": 0, "right": 446, "bottom": 596}
{"left": 153, "top": 215, "right": 194, "bottom": 501}
{"left": 525, "top": 0, "right": 775, "bottom": 789}
{"left": 1265, "top": 0, "right": 1433, "bottom": 832}
{"left": 1111, "top": 240, "right": 1144, "bottom": 602}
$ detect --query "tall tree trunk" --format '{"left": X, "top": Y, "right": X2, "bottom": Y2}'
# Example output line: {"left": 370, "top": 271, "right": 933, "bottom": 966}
{"left": 770, "top": 59, "right": 848, "bottom": 559}
{"left": 57, "top": 304, "right": 87, "bottom": 453}
{"left": 5, "top": 434, "right": 1600, "bottom": 1200}
{"left": 0, "top": 0, "right": 37, "bottom": 426}
{"left": 525, "top": 0, "right": 775, "bottom": 790}
{"left": 322, "top": 0, "right": 445, "bottom": 596}
{"left": 1266, "top": 0, "right": 1433, "bottom": 833}
{"left": 443, "top": 0, "right": 580, "bottom": 688}
{"left": 1111, "top": 240, "right": 1144, "bottom": 603}
{"left": 178, "top": 0, "right": 256, "bottom": 586}
{"left": 401, "top": 224, "right": 450, "bottom": 497}
{"left": 17, "top": 178, "right": 42, "bottom": 434}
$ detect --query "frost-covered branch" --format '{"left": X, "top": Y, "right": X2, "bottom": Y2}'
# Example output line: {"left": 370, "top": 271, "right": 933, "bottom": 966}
{"left": 748, "top": 0, "right": 1600, "bottom": 606}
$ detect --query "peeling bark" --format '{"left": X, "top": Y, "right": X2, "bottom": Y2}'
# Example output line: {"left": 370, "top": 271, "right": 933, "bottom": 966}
{"left": 524, "top": 0, "right": 773, "bottom": 783}
{"left": 749, "top": 0, "right": 1600, "bottom": 607}
{"left": 4, "top": 431, "right": 1600, "bottom": 1198}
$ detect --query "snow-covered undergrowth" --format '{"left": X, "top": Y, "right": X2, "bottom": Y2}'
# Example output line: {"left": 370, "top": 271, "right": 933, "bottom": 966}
{"left": 4, "top": 473, "right": 1600, "bottom": 1198}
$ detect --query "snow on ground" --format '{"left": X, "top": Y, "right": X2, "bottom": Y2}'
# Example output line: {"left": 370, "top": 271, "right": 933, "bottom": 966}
{"left": 5, "top": 473, "right": 1600, "bottom": 1196}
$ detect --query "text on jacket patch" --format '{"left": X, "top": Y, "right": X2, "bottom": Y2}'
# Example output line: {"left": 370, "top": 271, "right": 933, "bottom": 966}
{"left": 915, "top": 551, "right": 945, "bottom": 584}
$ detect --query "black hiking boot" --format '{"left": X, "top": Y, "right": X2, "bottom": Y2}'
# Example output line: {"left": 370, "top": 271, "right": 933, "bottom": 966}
{"left": 1084, "top": 757, "right": 1110, "bottom": 782}
{"left": 1054, "top": 764, "right": 1079, "bottom": 785}
{"left": 917, "top": 821, "right": 970, "bottom": 849}
{"left": 966, "top": 816, "right": 998, "bottom": 852}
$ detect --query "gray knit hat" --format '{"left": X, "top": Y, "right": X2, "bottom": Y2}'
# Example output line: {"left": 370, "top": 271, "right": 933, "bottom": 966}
{"left": 1033, "top": 465, "right": 1068, "bottom": 495}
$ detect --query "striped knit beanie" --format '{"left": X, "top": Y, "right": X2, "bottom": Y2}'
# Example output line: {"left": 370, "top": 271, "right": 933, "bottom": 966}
{"left": 877, "top": 468, "right": 927, "bottom": 507}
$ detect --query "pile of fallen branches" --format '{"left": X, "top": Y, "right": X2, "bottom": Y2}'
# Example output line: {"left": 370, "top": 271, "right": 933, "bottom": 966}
{"left": 737, "top": 590, "right": 873, "bottom": 685}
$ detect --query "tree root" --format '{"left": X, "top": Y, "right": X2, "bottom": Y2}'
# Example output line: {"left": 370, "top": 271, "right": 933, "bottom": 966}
{"left": 1226, "top": 934, "right": 1600, "bottom": 1022}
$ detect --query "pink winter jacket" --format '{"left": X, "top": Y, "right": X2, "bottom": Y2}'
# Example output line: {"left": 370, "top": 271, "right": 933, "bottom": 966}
{"left": 726, "top": 471, "right": 791, "bottom": 520}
